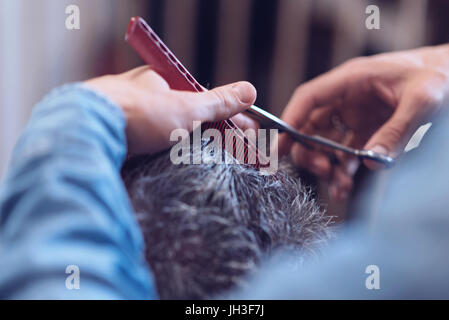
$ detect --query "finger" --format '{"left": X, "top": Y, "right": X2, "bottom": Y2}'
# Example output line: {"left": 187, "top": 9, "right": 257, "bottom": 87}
{"left": 277, "top": 133, "right": 294, "bottom": 157}
{"left": 230, "top": 113, "right": 260, "bottom": 132}
{"left": 285, "top": 106, "right": 348, "bottom": 170}
{"left": 329, "top": 165, "right": 354, "bottom": 201}
{"left": 278, "top": 106, "right": 338, "bottom": 157}
{"left": 291, "top": 143, "right": 332, "bottom": 178}
{"left": 282, "top": 68, "right": 351, "bottom": 127}
{"left": 278, "top": 67, "right": 352, "bottom": 154}
{"left": 334, "top": 130, "right": 358, "bottom": 165}
{"left": 308, "top": 105, "right": 339, "bottom": 130}
{"left": 178, "top": 81, "right": 257, "bottom": 123}
{"left": 363, "top": 86, "right": 439, "bottom": 169}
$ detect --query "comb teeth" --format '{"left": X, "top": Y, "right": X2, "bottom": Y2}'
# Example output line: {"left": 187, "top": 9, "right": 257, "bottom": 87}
{"left": 132, "top": 17, "right": 204, "bottom": 93}
{"left": 126, "top": 16, "right": 269, "bottom": 169}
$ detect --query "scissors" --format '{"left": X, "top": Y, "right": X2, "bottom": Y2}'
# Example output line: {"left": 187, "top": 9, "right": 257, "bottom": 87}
{"left": 125, "top": 17, "right": 394, "bottom": 169}
{"left": 245, "top": 105, "right": 395, "bottom": 168}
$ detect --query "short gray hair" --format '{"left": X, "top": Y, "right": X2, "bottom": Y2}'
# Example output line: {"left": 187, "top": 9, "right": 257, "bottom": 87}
{"left": 122, "top": 140, "right": 333, "bottom": 299}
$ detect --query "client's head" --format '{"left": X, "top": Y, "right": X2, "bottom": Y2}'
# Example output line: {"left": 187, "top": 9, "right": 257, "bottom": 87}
{"left": 122, "top": 139, "right": 332, "bottom": 299}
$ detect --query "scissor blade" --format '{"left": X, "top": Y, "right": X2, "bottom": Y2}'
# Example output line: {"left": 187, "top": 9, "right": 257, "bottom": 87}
{"left": 245, "top": 105, "right": 356, "bottom": 153}
{"left": 245, "top": 105, "right": 395, "bottom": 167}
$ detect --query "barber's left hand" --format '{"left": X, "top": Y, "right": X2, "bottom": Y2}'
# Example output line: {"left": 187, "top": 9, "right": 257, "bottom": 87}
{"left": 85, "top": 66, "right": 257, "bottom": 155}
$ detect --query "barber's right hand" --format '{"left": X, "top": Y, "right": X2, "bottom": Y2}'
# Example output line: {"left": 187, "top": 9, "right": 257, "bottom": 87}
{"left": 85, "top": 66, "right": 257, "bottom": 155}
{"left": 278, "top": 45, "right": 449, "bottom": 200}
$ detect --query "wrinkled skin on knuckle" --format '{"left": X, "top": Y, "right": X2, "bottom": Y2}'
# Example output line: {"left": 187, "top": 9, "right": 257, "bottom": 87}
{"left": 211, "top": 89, "right": 234, "bottom": 119}
{"left": 410, "top": 69, "right": 449, "bottom": 119}
{"left": 386, "top": 122, "right": 409, "bottom": 146}
{"left": 411, "top": 81, "right": 443, "bottom": 114}
{"left": 169, "top": 96, "right": 194, "bottom": 130}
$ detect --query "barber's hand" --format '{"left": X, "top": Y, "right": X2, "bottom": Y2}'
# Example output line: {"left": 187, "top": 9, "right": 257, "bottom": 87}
{"left": 279, "top": 45, "right": 449, "bottom": 200}
{"left": 85, "top": 66, "right": 257, "bottom": 155}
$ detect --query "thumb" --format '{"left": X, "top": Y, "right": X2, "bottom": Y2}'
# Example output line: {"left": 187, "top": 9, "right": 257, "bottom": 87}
{"left": 180, "top": 81, "right": 257, "bottom": 123}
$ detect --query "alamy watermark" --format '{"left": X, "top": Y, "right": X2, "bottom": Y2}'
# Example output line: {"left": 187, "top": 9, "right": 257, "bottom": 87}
{"left": 65, "top": 265, "right": 80, "bottom": 290}
{"left": 65, "top": 5, "right": 80, "bottom": 30}
{"left": 169, "top": 121, "right": 279, "bottom": 173}
{"left": 365, "top": 5, "right": 380, "bottom": 30}
{"left": 365, "top": 264, "right": 380, "bottom": 290}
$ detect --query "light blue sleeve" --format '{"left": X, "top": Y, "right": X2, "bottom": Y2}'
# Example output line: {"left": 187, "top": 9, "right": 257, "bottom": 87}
{"left": 0, "top": 84, "right": 157, "bottom": 299}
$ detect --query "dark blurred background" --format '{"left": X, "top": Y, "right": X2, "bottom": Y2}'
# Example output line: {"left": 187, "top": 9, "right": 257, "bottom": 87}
{"left": 136, "top": 0, "right": 449, "bottom": 115}
{"left": 1, "top": 0, "right": 448, "bottom": 217}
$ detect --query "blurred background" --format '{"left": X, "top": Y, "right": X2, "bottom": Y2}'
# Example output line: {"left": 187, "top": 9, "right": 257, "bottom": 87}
{"left": 1, "top": 0, "right": 448, "bottom": 217}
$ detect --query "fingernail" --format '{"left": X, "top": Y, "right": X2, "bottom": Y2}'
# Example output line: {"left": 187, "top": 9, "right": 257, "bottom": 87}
{"left": 365, "top": 145, "right": 389, "bottom": 170}
{"left": 370, "top": 145, "right": 389, "bottom": 155}
{"left": 232, "top": 82, "right": 256, "bottom": 105}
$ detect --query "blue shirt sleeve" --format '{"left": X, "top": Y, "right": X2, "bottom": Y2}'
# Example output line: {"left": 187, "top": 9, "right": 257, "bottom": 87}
{"left": 0, "top": 84, "right": 157, "bottom": 299}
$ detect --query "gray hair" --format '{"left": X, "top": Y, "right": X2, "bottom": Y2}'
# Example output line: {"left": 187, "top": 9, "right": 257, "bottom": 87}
{"left": 122, "top": 140, "right": 333, "bottom": 299}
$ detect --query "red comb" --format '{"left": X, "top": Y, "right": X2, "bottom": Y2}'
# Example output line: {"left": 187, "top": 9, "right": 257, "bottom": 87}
{"left": 126, "top": 17, "right": 268, "bottom": 168}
